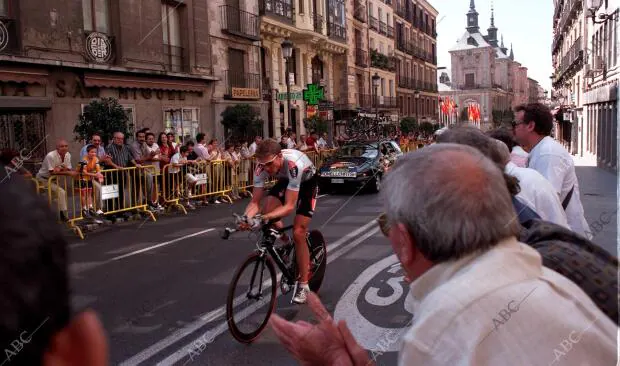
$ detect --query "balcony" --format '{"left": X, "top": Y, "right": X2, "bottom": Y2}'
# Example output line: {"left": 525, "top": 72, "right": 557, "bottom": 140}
{"left": 358, "top": 94, "right": 398, "bottom": 109}
{"left": 379, "top": 21, "right": 387, "bottom": 36}
{"left": 552, "top": 0, "right": 581, "bottom": 53}
{"left": 163, "top": 44, "right": 186, "bottom": 72}
{"left": 355, "top": 48, "right": 368, "bottom": 68}
{"left": 369, "top": 16, "right": 379, "bottom": 31}
{"left": 553, "top": 36, "right": 584, "bottom": 86}
{"left": 395, "top": 2, "right": 406, "bottom": 19}
{"left": 398, "top": 76, "right": 415, "bottom": 89}
{"left": 353, "top": 2, "right": 366, "bottom": 22}
{"left": 328, "top": 22, "right": 347, "bottom": 42}
{"left": 370, "top": 49, "right": 396, "bottom": 72}
{"left": 259, "top": 0, "right": 294, "bottom": 24}
{"left": 225, "top": 70, "right": 261, "bottom": 99}
{"left": 387, "top": 25, "right": 394, "bottom": 39}
{"left": 313, "top": 13, "right": 323, "bottom": 33}
{"left": 220, "top": 5, "right": 260, "bottom": 40}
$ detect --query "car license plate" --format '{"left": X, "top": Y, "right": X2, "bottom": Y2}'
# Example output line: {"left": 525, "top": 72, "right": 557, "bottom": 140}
{"left": 331, "top": 179, "right": 345, "bottom": 184}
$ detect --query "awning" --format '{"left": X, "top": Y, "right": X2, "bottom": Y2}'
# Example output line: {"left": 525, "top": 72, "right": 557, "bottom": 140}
{"left": 0, "top": 96, "right": 52, "bottom": 110}
{"left": 84, "top": 73, "right": 209, "bottom": 92}
{"left": 0, "top": 67, "right": 49, "bottom": 85}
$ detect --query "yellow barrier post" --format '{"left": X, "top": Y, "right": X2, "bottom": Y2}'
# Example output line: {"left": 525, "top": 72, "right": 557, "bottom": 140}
{"left": 45, "top": 175, "right": 85, "bottom": 239}
{"left": 99, "top": 166, "right": 157, "bottom": 222}
{"left": 161, "top": 163, "right": 188, "bottom": 215}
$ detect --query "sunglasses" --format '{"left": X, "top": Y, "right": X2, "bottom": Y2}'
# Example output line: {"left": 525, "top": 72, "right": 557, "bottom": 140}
{"left": 377, "top": 213, "right": 391, "bottom": 237}
{"left": 257, "top": 155, "right": 278, "bottom": 168}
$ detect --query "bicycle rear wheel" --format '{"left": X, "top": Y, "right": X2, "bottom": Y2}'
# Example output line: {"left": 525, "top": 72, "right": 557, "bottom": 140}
{"left": 226, "top": 252, "right": 277, "bottom": 343}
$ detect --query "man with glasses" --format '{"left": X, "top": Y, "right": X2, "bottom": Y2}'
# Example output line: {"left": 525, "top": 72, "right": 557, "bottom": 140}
{"left": 239, "top": 138, "right": 318, "bottom": 304}
{"left": 512, "top": 103, "right": 589, "bottom": 237}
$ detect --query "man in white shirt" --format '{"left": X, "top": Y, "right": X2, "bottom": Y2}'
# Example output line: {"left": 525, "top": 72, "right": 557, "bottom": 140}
{"left": 194, "top": 133, "right": 209, "bottom": 160}
{"left": 36, "top": 140, "right": 77, "bottom": 221}
{"left": 248, "top": 135, "right": 262, "bottom": 156}
{"left": 268, "top": 144, "right": 617, "bottom": 366}
{"left": 513, "top": 103, "right": 590, "bottom": 237}
{"left": 493, "top": 138, "right": 570, "bottom": 228}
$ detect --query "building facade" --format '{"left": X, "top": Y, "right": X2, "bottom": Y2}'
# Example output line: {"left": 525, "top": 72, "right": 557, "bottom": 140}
{"left": 394, "top": 0, "right": 439, "bottom": 123}
{"left": 0, "top": 0, "right": 221, "bottom": 166}
{"left": 259, "top": 0, "right": 347, "bottom": 138}
{"left": 581, "top": 0, "right": 618, "bottom": 172}
{"left": 551, "top": 0, "right": 587, "bottom": 153}
{"left": 439, "top": 0, "right": 529, "bottom": 130}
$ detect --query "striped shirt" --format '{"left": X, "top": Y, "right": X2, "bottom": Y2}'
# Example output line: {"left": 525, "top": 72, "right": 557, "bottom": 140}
{"left": 106, "top": 143, "right": 134, "bottom": 168}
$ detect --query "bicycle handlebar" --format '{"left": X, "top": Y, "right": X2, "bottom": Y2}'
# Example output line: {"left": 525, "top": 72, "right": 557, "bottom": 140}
{"left": 220, "top": 213, "right": 286, "bottom": 240}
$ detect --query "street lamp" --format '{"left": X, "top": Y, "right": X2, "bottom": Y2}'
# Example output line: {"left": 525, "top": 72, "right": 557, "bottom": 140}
{"left": 372, "top": 73, "right": 381, "bottom": 117}
{"left": 414, "top": 90, "right": 420, "bottom": 122}
{"left": 585, "top": 0, "right": 617, "bottom": 23}
{"left": 281, "top": 39, "right": 294, "bottom": 134}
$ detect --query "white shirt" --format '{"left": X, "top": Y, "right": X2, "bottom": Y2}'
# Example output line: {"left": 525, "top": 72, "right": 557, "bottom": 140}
{"left": 505, "top": 161, "right": 569, "bottom": 229}
{"left": 527, "top": 136, "right": 590, "bottom": 237}
{"left": 318, "top": 137, "right": 328, "bottom": 148}
{"left": 249, "top": 142, "right": 258, "bottom": 156}
{"left": 143, "top": 143, "right": 160, "bottom": 174}
{"left": 37, "top": 150, "right": 72, "bottom": 179}
{"left": 169, "top": 152, "right": 185, "bottom": 174}
{"left": 511, "top": 145, "right": 529, "bottom": 168}
{"left": 286, "top": 138, "right": 296, "bottom": 149}
{"left": 399, "top": 237, "right": 617, "bottom": 366}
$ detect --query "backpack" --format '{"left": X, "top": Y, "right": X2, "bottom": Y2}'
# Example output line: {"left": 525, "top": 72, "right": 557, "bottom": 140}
{"left": 520, "top": 219, "right": 618, "bottom": 325}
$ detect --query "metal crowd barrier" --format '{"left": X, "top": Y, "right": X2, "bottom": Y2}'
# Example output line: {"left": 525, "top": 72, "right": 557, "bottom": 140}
{"left": 43, "top": 149, "right": 342, "bottom": 239}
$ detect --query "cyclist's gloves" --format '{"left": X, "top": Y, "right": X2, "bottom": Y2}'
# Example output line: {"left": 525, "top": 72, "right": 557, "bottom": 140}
{"left": 250, "top": 214, "right": 264, "bottom": 230}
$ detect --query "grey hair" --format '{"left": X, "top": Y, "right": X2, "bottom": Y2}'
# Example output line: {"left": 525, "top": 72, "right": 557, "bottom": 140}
{"left": 492, "top": 138, "right": 511, "bottom": 166}
{"left": 380, "top": 143, "right": 520, "bottom": 263}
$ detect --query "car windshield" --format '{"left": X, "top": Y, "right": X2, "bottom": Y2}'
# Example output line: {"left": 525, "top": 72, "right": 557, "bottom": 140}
{"left": 339, "top": 145, "right": 378, "bottom": 159}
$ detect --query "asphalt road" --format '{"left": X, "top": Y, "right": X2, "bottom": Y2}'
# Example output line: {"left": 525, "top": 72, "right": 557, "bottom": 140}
{"left": 69, "top": 188, "right": 405, "bottom": 366}
{"left": 68, "top": 162, "right": 618, "bottom": 366}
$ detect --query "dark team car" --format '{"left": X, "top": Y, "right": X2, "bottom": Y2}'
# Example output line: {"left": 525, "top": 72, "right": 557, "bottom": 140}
{"left": 317, "top": 140, "right": 403, "bottom": 193}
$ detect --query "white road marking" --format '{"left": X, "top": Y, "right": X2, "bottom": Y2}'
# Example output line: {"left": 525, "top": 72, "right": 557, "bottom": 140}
{"left": 157, "top": 226, "right": 381, "bottom": 366}
{"left": 107, "top": 228, "right": 215, "bottom": 262}
{"left": 317, "top": 194, "right": 329, "bottom": 198}
{"left": 119, "top": 220, "right": 378, "bottom": 366}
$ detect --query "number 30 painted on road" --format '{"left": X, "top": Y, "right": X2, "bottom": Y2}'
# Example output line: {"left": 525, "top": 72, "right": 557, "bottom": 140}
{"left": 334, "top": 255, "right": 413, "bottom": 352}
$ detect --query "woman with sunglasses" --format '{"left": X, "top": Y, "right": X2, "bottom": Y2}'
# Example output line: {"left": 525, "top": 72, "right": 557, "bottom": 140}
{"left": 239, "top": 138, "right": 318, "bottom": 305}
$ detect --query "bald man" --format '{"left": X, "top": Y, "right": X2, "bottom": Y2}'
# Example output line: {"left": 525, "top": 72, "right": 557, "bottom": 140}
{"left": 36, "top": 140, "right": 77, "bottom": 222}
{"left": 492, "top": 139, "right": 569, "bottom": 229}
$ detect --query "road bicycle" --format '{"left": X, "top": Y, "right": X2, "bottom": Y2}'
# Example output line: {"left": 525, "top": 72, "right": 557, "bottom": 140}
{"left": 221, "top": 214, "right": 327, "bottom": 343}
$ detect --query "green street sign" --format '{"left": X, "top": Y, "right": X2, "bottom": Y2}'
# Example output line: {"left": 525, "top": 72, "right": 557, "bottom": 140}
{"left": 302, "top": 83, "right": 324, "bottom": 105}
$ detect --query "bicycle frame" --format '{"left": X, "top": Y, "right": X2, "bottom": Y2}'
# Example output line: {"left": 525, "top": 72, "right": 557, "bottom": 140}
{"left": 253, "top": 224, "right": 298, "bottom": 286}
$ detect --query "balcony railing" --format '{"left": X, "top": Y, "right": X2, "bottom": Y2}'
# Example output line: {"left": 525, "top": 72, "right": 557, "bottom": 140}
{"left": 313, "top": 13, "right": 323, "bottom": 33}
{"left": 259, "top": 0, "right": 294, "bottom": 23}
{"left": 379, "top": 21, "right": 387, "bottom": 36}
{"left": 358, "top": 94, "right": 398, "bottom": 109}
{"left": 553, "top": 36, "right": 584, "bottom": 86}
{"left": 220, "top": 5, "right": 260, "bottom": 40}
{"left": 370, "top": 49, "right": 396, "bottom": 71}
{"left": 369, "top": 16, "right": 379, "bottom": 31}
{"left": 398, "top": 76, "right": 415, "bottom": 89}
{"left": 163, "top": 44, "right": 186, "bottom": 72}
{"left": 327, "top": 22, "right": 346, "bottom": 42}
{"left": 353, "top": 2, "right": 367, "bottom": 22}
{"left": 552, "top": 0, "right": 581, "bottom": 53}
{"left": 225, "top": 70, "right": 261, "bottom": 99}
{"left": 355, "top": 48, "right": 368, "bottom": 68}
{"left": 387, "top": 25, "right": 394, "bottom": 39}
{"left": 395, "top": 1, "right": 406, "bottom": 18}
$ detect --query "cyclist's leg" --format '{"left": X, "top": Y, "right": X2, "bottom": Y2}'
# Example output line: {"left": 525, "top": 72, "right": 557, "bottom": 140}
{"left": 263, "top": 178, "right": 290, "bottom": 243}
{"left": 292, "top": 175, "right": 318, "bottom": 285}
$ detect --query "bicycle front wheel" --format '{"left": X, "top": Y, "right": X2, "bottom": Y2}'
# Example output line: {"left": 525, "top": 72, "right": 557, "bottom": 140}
{"left": 226, "top": 252, "right": 277, "bottom": 343}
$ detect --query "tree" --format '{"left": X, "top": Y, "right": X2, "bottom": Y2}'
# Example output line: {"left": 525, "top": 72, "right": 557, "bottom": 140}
{"left": 221, "top": 104, "right": 264, "bottom": 143}
{"left": 303, "top": 114, "right": 329, "bottom": 134}
{"left": 419, "top": 121, "right": 435, "bottom": 135}
{"left": 74, "top": 97, "right": 132, "bottom": 145}
{"left": 399, "top": 117, "right": 418, "bottom": 134}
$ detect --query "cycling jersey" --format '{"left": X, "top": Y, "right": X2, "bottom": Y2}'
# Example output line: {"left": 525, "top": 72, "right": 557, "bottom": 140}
{"left": 253, "top": 149, "right": 316, "bottom": 191}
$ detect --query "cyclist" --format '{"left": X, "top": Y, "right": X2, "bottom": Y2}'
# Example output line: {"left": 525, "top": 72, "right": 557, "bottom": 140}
{"left": 239, "top": 138, "right": 318, "bottom": 304}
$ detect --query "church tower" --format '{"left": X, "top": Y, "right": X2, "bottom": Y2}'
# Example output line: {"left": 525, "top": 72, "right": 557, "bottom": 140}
{"left": 466, "top": 0, "right": 480, "bottom": 33}
{"left": 487, "top": 4, "right": 498, "bottom": 47}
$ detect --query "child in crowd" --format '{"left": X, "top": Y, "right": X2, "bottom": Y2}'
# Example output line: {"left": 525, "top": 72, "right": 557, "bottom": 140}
{"left": 77, "top": 145, "right": 104, "bottom": 218}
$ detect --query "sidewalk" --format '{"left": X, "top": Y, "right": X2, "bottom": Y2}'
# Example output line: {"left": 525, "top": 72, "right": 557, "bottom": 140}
{"left": 572, "top": 154, "right": 618, "bottom": 255}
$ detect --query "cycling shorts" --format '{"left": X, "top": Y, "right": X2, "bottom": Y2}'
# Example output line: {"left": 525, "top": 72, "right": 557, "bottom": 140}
{"left": 268, "top": 174, "right": 318, "bottom": 218}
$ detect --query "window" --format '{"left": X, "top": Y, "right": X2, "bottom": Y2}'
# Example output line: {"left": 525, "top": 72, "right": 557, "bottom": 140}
{"left": 0, "top": 0, "right": 11, "bottom": 17}
{"left": 370, "top": 38, "right": 375, "bottom": 49}
{"left": 162, "top": 2, "right": 184, "bottom": 71}
{"left": 82, "top": 0, "right": 110, "bottom": 34}
{"left": 381, "top": 78, "right": 385, "bottom": 96}
{"left": 378, "top": 8, "right": 383, "bottom": 22}
{"left": 327, "top": 0, "right": 345, "bottom": 26}
{"left": 164, "top": 107, "right": 199, "bottom": 145}
{"left": 389, "top": 80, "right": 394, "bottom": 96}
{"left": 465, "top": 73, "right": 475, "bottom": 86}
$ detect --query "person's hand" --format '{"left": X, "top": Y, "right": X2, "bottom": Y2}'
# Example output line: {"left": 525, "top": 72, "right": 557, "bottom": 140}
{"left": 269, "top": 292, "right": 368, "bottom": 366}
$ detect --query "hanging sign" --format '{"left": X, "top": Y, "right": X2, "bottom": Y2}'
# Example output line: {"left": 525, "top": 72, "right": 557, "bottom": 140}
{"left": 302, "top": 83, "right": 325, "bottom": 105}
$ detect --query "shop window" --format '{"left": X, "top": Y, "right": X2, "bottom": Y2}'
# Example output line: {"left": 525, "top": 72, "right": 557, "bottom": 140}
{"left": 164, "top": 107, "right": 199, "bottom": 145}
{"left": 0, "top": 111, "right": 47, "bottom": 172}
